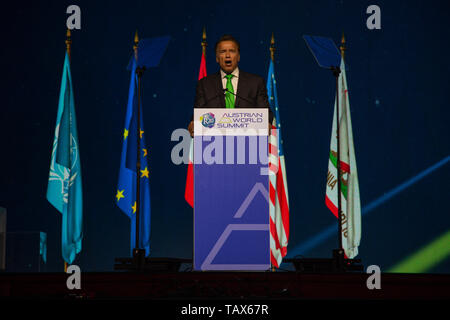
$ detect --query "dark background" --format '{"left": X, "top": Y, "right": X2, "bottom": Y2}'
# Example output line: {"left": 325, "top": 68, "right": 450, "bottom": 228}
{"left": 0, "top": 0, "right": 448, "bottom": 272}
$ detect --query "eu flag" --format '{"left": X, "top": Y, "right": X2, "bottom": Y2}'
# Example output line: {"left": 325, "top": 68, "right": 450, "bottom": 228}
{"left": 116, "top": 57, "right": 151, "bottom": 256}
{"left": 47, "top": 52, "right": 83, "bottom": 264}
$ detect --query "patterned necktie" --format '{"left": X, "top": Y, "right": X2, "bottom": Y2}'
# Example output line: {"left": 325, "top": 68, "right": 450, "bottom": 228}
{"left": 225, "top": 74, "right": 235, "bottom": 108}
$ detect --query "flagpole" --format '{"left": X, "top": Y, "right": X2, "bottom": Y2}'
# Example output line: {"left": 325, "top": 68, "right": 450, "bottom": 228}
{"left": 63, "top": 28, "right": 72, "bottom": 273}
{"left": 332, "top": 33, "right": 346, "bottom": 255}
{"left": 334, "top": 68, "right": 342, "bottom": 253}
{"left": 133, "top": 31, "right": 146, "bottom": 266}
{"left": 270, "top": 32, "right": 275, "bottom": 62}
{"left": 330, "top": 49, "right": 342, "bottom": 253}
{"left": 201, "top": 26, "right": 207, "bottom": 55}
{"left": 269, "top": 32, "right": 276, "bottom": 272}
{"left": 340, "top": 33, "right": 346, "bottom": 62}
{"left": 337, "top": 33, "right": 346, "bottom": 255}
{"left": 65, "top": 29, "right": 72, "bottom": 60}
{"left": 134, "top": 31, "right": 140, "bottom": 254}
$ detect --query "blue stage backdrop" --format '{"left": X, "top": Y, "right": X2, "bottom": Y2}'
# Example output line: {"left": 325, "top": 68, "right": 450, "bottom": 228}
{"left": 0, "top": 0, "right": 449, "bottom": 272}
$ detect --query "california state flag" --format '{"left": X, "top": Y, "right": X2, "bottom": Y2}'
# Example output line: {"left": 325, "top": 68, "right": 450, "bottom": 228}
{"left": 325, "top": 58, "right": 361, "bottom": 259}
{"left": 185, "top": 51, "right": 207, "bottom": 207}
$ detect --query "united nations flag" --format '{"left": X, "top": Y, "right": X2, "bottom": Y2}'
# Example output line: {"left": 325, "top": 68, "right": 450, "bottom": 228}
{"left": 47, "top": 52, "right": 83, "bottom": 264}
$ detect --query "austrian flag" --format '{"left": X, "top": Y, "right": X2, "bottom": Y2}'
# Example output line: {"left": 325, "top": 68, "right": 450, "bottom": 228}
{"left": 185, "top": 50, "right": 207, "bottom": 207}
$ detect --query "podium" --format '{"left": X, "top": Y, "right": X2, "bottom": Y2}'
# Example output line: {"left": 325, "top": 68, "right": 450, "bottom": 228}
{"left": 193, "top": 108, "right": 270, "bottom": 271}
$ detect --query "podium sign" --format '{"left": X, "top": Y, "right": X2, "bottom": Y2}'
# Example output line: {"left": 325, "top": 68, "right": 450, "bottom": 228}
{"left": 193, "top": 108, "right": 270, "bottom": 271}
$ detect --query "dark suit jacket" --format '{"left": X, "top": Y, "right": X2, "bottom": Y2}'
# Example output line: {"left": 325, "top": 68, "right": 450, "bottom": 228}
{"left": 193, "top": 70, "right": 274, "bottom": 123}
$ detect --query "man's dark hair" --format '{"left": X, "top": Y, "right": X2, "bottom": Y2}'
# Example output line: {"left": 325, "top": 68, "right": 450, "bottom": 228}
{"left": 215, "top": 34, "right": 240, "bottom": 53}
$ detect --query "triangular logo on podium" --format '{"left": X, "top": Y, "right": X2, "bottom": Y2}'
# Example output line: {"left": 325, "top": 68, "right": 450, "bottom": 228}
{"left": 201, "top": 182, "right": 270, "bottom": 270}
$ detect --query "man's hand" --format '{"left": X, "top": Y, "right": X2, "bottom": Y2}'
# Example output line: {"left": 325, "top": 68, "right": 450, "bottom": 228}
{"left": 188, "top": 121, "right": 194, "bottom": 137}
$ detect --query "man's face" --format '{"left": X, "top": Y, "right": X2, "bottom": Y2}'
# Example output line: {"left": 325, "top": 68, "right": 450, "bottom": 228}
{"left": 216, "top": 40, "right": 240, "bottom": 74}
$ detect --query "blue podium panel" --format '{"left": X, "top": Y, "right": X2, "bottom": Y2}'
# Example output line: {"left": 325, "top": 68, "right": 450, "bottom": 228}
{"left": 193, "top": 109, "right": 270, "bottom": 271}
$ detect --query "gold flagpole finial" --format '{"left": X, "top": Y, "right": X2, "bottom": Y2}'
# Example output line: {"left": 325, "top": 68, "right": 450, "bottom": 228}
{"left": 340, "top": 32, "right": 346, "bottom": 61}
{"left": 65, "top": 29, "right": 72, "bottom": 60}
{"left": 201, "top": 26, "right": 207, "bottom": 55}
{"left": 270, "top": 32, "right": 275, "bottom": 62}
{"left": 134, "top": 30, "right": 139, "bottom": 61}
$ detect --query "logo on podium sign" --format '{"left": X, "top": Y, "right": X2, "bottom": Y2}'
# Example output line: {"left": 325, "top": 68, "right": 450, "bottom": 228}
{"left": 200, "top": 112, "right": 216, "bottom": 128}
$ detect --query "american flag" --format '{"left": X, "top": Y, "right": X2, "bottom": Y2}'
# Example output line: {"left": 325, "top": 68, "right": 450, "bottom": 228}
{"left": 267, "top": 59, "right": 290, "bottom": 268}
{"left": 185, "top": 51, "right": 207, "bottom": 207}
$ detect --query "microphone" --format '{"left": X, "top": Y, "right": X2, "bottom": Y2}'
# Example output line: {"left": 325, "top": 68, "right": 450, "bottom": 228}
{"left": 223, "top": 88, "right": 274, "bottom": 125}
{"left": 196, "top": 90, "right": 226, "bottom": 107}
{"left": 191, "top": 90, "right": 227, "bottom": 123}
{"left": 223, "top": 88, "right": 254, "bottom": 106}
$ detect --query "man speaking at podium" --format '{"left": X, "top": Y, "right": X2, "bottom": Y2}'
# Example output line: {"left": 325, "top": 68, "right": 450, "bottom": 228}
{"left": 188, "top": 34, "right": 272, "bottom": 136}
